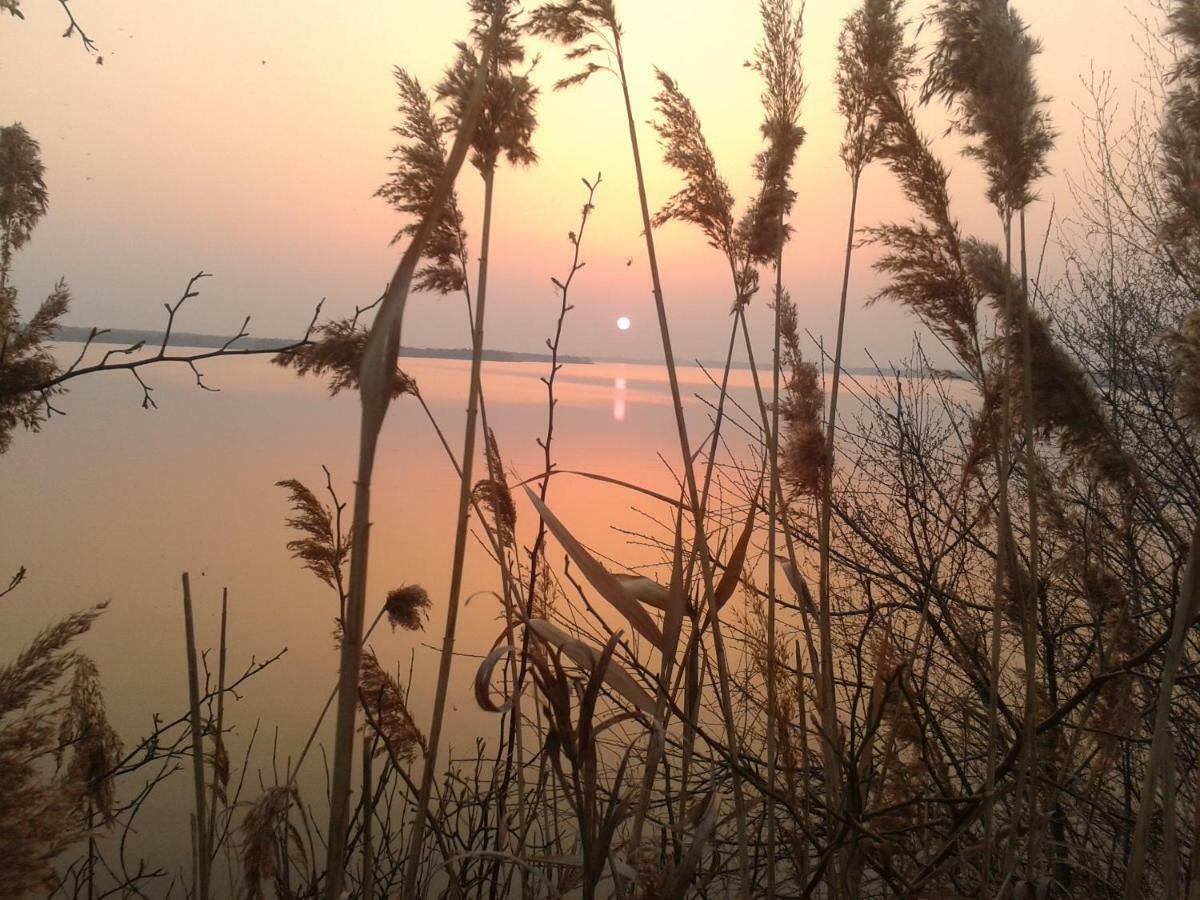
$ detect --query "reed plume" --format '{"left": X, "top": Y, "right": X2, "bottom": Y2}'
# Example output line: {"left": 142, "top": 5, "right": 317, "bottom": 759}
{"left": 376, "top": 68, "right": 471, "bottom": 295}
{"left": 742, "top": 0, "right": 807, "bottom": 263}
{"left": 869, "top": 91, "right": 984, "bottom": 376}
{"left": 651, "top": 69, "right": 757, "bottom": 305}
{"left": 359, "top": 650, "right": 426, "bottom": 764}
{"left": 0, "top": 278, "right": 70, "bottom": 453}
{"left": 57, "top": 656, "right": 122, "bottom": 822}
{"left": 472, "top": 426, "right": 517, "bottom": 549}
{"left": 923, "top": 0, "right": 1054, "bottom": 217}
{"left": 963, "top": 238, "right": 1135, "bottom": 486}
{"left": 384, "top": 584, "right": 432, "bottom": 632}
{"left": 0, "top": 122, "right": 48, "bottom": 287}
{"left": 836, "top": 0, "right": 915, "bottom": 176}
{"left": 240, "top": 786, "right": 304, "bottom": 900}
{"left": 273, "top": 317, "right": 417, "bottom": 400}
{"left": 0, "top": 603, "right": 106, "bottom": 895}
{"left": 775, "top": 290, "right": 826, "bottom": 498}
{"left": 651, "top": 73, "right": 736, "bottom": 254}
{"left": 276, "top": 478, "right": 351, "bottom": 597}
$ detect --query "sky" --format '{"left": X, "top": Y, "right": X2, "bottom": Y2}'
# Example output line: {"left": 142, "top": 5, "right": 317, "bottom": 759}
{"left": 0, "top": 0, "right": 1162, "bottom": 368}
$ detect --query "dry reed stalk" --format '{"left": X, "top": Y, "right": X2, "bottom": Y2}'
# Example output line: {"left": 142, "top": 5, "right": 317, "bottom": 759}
{"left": 615, "top": 36, "right": 755, "bottom": 900}
{"left": 814, "top": 20, "right": 916, "bottom": 886}
{"left": 181, "top": 573, "right": 210, "bottom": 900}
{"left": 206, "top": 588, "right": 228, "bottom": 869}
{"left": 925, "top": 2, "right": 1055, "bottom": 878}
{"left": 321, "top": 12, "right": 500, "bottom": 896}
{"left": 531, "top": 5, "right": 753, "bottom": 890}
{"left": 1129, "top": 21, "right": 1200, "bottom": 883}
{"left": 403, "top": 5, "right": 538, "bottom": 894}
{"left": 361, "top": 737, "right": 374, "bottom": 900}
{"left": 743, "top": 4, "right": 809, "bottom": 890}
{"left": 1125, "top": 519, "right": 1200, "bottom": 897}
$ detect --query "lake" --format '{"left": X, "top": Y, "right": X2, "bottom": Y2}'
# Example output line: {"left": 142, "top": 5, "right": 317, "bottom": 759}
{"left": 0, "top": 347, "right": 908, "bottom": 880}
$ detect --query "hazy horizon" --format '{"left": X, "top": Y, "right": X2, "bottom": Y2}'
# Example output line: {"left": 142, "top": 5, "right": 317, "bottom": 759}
{"left": 1, "top": 0, "right": 1155, "bottom": 370}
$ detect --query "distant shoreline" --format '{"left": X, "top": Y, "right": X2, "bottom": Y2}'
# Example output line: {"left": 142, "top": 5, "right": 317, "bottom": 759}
{"left": 52, "top": 325, "right": 596, "bottom": 366}
{"left": 51, "top": 325, "right": 952, "bottom": 378}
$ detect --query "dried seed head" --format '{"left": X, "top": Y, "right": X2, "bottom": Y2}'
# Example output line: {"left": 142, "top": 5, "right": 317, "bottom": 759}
{"left": 836, "top": 0, "right": 917, "bottom": 173}
{"left": 0, "top": 604, "right": 107, "bottom": 895}
{"left": 240, "top": 786, "right": 304, "bottom": 900}
{"left": 964, "top": 239, "right": 1136, "bottom": 487}
{"left": 528, "top": 1, "right": 621, "bottom": 91}
{"left": 359, "top": 651, "right": 427, "bottom": 763}
{"left": 376, "top": 69, "right": 471, "bottom": 295}
{"left": 58, "top": 656, "right": 122, "bottom": 821}
{"left": 774, "top": 288, "right": 827, "bottom": 497}
{"left": 273, "top": 317, "right": 418, "bottom": 400}
{"left": 652, "top": 70, "right": 737, "bottom": 258}
{"left": 472, "top": 428, "right": 517, "bottom": 547}
{"left": 924, "top": 0, "right": 1055, "bottom": 216}
{"left": 384, "top": 584, "right": 432, "bottom": 632}
{"left": 742, "top": 0, "right": 807, "bottom": 261}
{"left": 275, "top": 478, "right": 350, "bottom": 592}
{"left": 438, "top": 2, "right": 539, "bottom": 173}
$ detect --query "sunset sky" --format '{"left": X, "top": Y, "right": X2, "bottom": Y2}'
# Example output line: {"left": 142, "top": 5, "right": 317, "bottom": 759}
{"left": 2, "top": 0, "right": 1157, "bottom": 367}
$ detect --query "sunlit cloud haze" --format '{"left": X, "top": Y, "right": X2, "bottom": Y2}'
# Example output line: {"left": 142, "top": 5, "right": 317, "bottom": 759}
{"left": 1, "top": 0, "right": 1154, "bottom": 367}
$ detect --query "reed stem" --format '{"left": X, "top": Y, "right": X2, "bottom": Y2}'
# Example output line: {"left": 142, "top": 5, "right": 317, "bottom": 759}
{"left": 614, "top": 34, "right": 754, "bottom": 895}
{"left": 403, "top": 161, "right": 498, "bottom": 896}
{"left": 181, "top": 572, "right": 210, "bottom": 900}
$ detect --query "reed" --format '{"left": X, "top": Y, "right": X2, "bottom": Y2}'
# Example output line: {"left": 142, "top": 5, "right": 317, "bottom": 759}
{"left": 11, "top": 3, "right": 1200, "bottom": 896}
{"left": 403, "top": 4, "right": 540, "bottom": 895}
{"left": 924, "top": 1, "right": 1055, "bottom": 879}
{"left": 320, "top": 9, "right": 501, "bottom": 894}
{"left": 531, "top": 3, "right": 756, "bottom": 889}
{"left": 1127, "top": 5, "right": 1200, "bottom": 886}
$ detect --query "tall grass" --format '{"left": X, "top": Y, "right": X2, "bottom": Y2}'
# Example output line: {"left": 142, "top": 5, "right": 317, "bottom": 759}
{"left": 7, "top": 1, "right": 1200, "bottom": 897}
{"left": 320, "top": 9, "right": 502, "bottom": 896}
{"left": 402, "top": 6, "right": 540, "bottom": 894}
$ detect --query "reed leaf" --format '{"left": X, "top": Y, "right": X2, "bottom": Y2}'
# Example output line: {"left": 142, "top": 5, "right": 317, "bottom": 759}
{"left": 715, "top": 500, "right": 757, "bottom": 610}
{"left": 522, "top": 484, "right": 664, "bottom": 650}
{"left": 527, "top": 618, "right": 655, "bottom": 715}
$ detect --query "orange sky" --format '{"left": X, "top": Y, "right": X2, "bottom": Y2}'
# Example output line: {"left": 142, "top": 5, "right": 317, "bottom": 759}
{"left": 0, "top": 0, "right": 1160, "bottom": 366}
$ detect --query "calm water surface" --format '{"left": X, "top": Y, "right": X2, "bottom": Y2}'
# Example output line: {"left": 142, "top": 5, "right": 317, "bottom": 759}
{"left": 0, "top": 348, "right": 907, "bottom": 874}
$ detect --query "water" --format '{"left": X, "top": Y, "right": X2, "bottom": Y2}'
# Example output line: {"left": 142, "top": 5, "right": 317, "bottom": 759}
{"left": 0, "top": 347, "right": 904, "bottom": 879}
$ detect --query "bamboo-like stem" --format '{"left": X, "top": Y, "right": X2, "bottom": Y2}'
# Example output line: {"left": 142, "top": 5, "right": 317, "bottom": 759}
{"left": 670, "top": 318, "right": 738, "bottom": 819}
{"left": 321, "top": 17, "right": 498, "bottom": 896}
{"left": 766, "top": 225, "right": 788, "bottom": 899}
{"left": 816, "top": 168, "right": 861, "bottom": 895}
{"left": 983, "top": 216, "right": 1017, "bottom": 887}
{"left": 1014, "top": 206, "right": 1043, "bottom": 883}
{"left": 362, "top": 737, "right": 375, "bottom": 900}
{"left": 86, "top": 800, "right": 95, "bottom": 900}
{"left": 206, "top": 588, "right": 227, "bottom": 864}
{"left": 613, "top": 33, "right": 753, "bottom": 894}
{"left": 402, "top": 160, "right": 499, "bottom": 897}
{"left": 1125, "top": 519, "right": 1200, "bottom": 897}
{"left": 181, "top": 572, "right": 210, "bottom": 900}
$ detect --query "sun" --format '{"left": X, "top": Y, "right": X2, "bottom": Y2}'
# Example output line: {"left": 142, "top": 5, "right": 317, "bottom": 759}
{"left": 616, "top": 316, "right": 631, "bottom": 331}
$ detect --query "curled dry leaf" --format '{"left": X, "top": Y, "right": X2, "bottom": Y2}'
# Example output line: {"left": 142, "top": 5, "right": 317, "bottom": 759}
{"left": 527, "top": 618, "right": 656, "bottom": 716}
{"left": 523, "top": 485, "right": 664, "bottom": 650}
{"left": 474, "top": 643, "right": 520, "bottom": 714}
